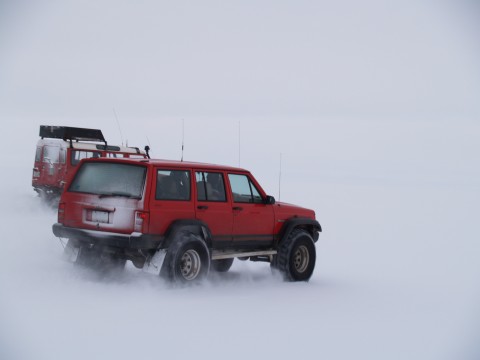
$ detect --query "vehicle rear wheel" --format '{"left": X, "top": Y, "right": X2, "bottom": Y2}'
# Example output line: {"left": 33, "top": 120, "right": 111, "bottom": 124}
{"left": 161, "top": 232, "right": 210, "bottom": 284}
{"left": 211, "top": 258, "right": 234, "bottom": 272}
{"left": 274, "top": 229, "right": 316, "bottom": 281}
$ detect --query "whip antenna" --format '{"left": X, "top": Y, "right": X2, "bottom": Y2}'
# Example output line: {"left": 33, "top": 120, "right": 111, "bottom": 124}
{"left": 238, "top": 121, "right": 241, "bottom": 167}
{"left": 113, "top": 108, "right": 124, "bottom": 146}
{"left": 279, "top": 153, "right": 282, "bottom": 201}
{"left": 181, "top": 119, "right": 185, "bottom": 162}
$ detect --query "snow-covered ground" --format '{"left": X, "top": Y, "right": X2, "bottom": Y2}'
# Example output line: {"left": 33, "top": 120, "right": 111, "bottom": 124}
{"left": 0, "top": 116, "right": 479, "bottom": 360}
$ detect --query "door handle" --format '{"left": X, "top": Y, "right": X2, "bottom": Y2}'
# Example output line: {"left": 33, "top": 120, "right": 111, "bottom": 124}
{"left": 233, "top": 206, "right": 243, "bottom": 211}
{"left": 197, "top": 205, "right": 208, "bottom": 210}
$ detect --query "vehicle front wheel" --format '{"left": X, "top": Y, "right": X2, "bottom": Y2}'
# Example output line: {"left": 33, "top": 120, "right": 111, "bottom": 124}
{"left": 161, "top": 232, "right": 210, "bottom": 284}
{"left": 274, "top": 229, "right": 316, "bottom": 281}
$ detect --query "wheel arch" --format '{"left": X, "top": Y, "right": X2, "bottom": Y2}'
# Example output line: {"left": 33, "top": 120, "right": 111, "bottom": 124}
{"left": 277, "top": 218, "right": 321, "bottom": 247}
{"left": 163, "top": 219, "right": 213, "bottom": 249}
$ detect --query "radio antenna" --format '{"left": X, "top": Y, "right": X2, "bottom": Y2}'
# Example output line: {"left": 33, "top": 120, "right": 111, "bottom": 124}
{"left": 278, "top": 153, "right": 282, "bottom": 201}
{"left": 238, "top": 121, "right": 241, "bottom": 167}
{"left": 113, "top": 108, "right": 124, "bottom": 146}
{"left": 181, "top": 119, "right": 185, "bottom": 162}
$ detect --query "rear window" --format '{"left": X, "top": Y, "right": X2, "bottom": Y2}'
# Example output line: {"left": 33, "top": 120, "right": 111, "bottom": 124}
{"left": 35, "top": 146, "right": 42, "bottom": 162}
{"left": 43, "top": 145, "right": 60, "bottom": 163}
{"left": 69, "top": 162, "right": 147, "bottom": 199}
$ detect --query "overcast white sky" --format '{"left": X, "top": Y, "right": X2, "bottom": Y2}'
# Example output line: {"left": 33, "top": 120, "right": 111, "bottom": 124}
{"left": 0, "top": 0, "right": 479, "bottom": 122}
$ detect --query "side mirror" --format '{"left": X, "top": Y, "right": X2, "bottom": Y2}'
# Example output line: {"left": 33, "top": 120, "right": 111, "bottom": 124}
{"left": 265, "top": 195, "right": 276, "bottom": 205}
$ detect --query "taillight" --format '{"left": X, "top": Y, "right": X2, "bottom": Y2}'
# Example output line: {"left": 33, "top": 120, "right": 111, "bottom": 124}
{"left": 58, "top": 202, "right": 65, "bottom": 223}
{"left": 134, "top": 211, "right": 148, "bottom": 233}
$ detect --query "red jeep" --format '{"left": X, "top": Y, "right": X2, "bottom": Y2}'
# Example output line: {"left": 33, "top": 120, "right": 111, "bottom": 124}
{"left": 32, "top": 126, "right": 149, "bottom": 203}
{"left": 52, "top": 157, "right": 321, "bottom": 282}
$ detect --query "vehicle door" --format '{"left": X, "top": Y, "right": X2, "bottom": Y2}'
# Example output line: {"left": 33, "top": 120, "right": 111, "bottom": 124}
{"left": 39, "top": 143, "right": 67, "bottom": 188}
{"left": 194, "top": 171, "right": 233, "bottom": 248}
{"left": 148, "top": 168, "right": 195, "bottom": 235}
{"left": 227, "top": 173, "right": 275, "bottom": 247}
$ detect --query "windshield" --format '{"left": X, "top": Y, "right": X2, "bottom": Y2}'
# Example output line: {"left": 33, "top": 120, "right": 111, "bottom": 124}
{"left": 69, "top": 162, "right": 147, "bottom": 198}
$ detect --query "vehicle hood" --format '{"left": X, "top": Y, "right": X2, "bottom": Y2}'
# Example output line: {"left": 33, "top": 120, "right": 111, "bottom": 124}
{"left": 273, "top": 201, "right": 316, "bottom": 220}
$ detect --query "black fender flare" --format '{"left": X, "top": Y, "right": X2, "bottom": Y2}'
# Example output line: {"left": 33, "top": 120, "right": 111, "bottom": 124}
{"left": 163, "top": 219, "right": 213, "bottom": 249}
{"left": 276, "top": 218, "right": 322, "bottom": 247}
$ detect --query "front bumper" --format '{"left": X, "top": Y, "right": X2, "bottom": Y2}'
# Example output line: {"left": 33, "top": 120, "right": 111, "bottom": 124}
{"left": 52, "top": 223, "right": 163, "bottom": 250}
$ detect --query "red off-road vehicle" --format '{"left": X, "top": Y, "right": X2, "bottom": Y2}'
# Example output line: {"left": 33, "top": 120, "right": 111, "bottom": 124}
{"left": 52, "top": 157, "right": 321, "bottom": 283}
{"left": 32, "top": 126, "right": 149, "bottom": 203}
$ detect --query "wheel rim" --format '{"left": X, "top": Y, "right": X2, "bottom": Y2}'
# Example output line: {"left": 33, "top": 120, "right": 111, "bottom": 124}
{"left": 293, "top": 245, "right": 309, "bottom": 273}
{"left": 180, "top": 249, "right": 202, "bottom": 280}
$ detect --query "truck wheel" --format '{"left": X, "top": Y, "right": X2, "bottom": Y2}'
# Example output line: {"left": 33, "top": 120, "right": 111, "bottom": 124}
{"left": 275, "top": 229, "right": 316, "bottom": 281}
{"left": 211, "top": 258, "right": 234, "bottom": 272}
{"left": 161, "top": 232, "right": 210, "bottom": 283}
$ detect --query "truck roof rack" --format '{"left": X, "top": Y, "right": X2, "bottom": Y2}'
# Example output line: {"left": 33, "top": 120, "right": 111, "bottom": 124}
{"left": 39, "top": 126, "right": 106, "bottom": 145}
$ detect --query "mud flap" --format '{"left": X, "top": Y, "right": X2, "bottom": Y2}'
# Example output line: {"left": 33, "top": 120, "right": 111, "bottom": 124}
{"left": 63, "top": 243, "right": 80, "bottom": 263}
{"left": 142, "top": 249, "right": 167, "bottom": 275}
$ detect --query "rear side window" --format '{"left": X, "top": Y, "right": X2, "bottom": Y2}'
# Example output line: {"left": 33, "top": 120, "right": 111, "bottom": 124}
{"left": 107, "top": 153, "right": 125, "bottom": 159}
{"left": 69, "top": 162, "right": 146, "bottom": 199}
{"left": 228, "top": 174, "right": 263, "bottom": 203}
{"left": 195, "top": 172, "right": 226, "bottom": 202}
{"left": 71, "top": 150, "right": 102, "bottom": 166}
{"left": 156, "top": 170, "right": 191, "bottom": 200}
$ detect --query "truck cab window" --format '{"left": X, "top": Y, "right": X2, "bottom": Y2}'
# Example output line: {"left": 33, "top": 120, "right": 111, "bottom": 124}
{"left": 228, "top": 174, "right": 263, "bottom": 203}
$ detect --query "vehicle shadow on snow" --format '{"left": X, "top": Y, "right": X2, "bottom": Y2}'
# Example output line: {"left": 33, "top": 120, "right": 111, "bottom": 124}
{"left": 65, "top": 259, "right": 282, "bottom": 290}
{"left": 207, "top": 269, "right": 274, "bottom": 283}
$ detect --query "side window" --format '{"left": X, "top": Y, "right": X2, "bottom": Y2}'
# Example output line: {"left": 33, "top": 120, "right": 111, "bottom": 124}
{"left": 195, "top": 171, "right": 226, "bottom": 202}
{"left": 71, "top": 150, "right": 102, "bottom": 166}
{"left": 228, "top": 174, "right": 263, "bottom": 203}
{"left": 156, "top": 170, "right": 190, "bottom": 201}
{"left": 107, "top": 153, "right": 125, "bottom": 158}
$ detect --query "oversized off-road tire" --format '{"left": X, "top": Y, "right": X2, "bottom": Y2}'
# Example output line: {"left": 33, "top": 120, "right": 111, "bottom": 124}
{"left": 161, "top": 232, "right": 210, "bottom": 283}
{"left": 211, "top": 258, "right": 234, "bottom": 272}
{"left": 274, "top": 229, "right": 316, "bottom": 282}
